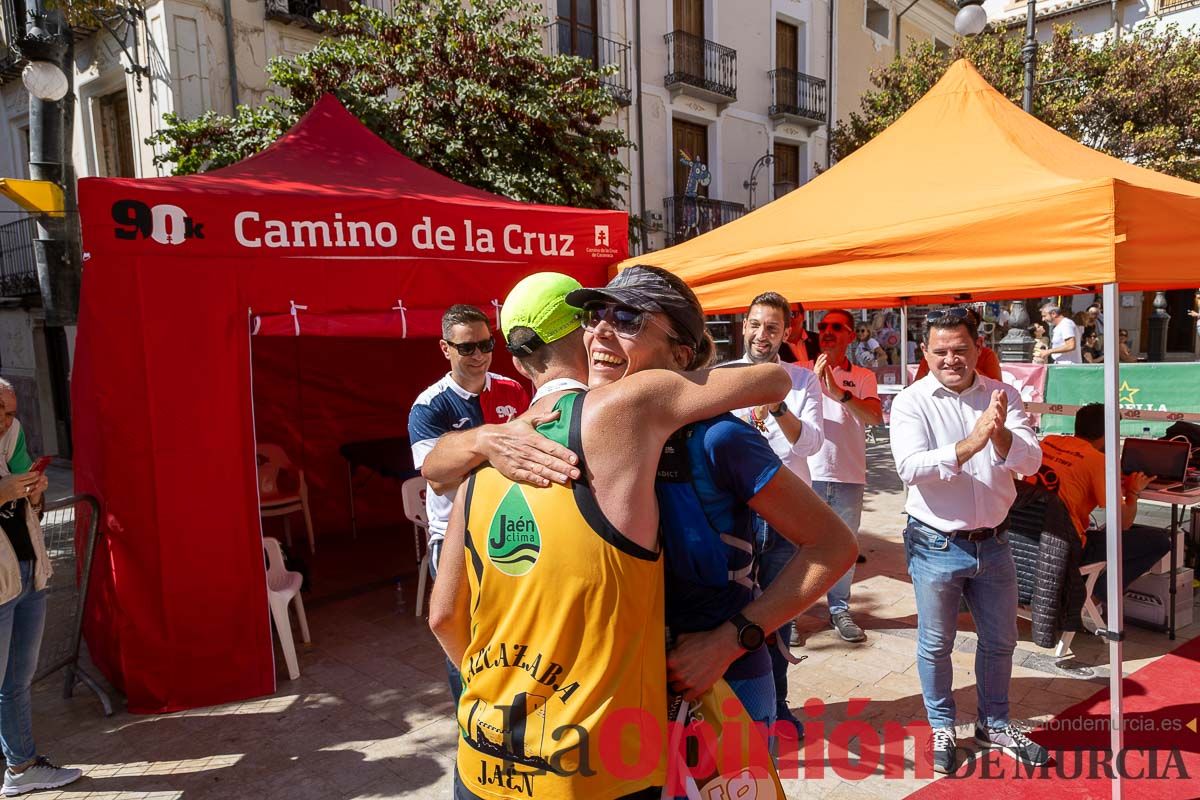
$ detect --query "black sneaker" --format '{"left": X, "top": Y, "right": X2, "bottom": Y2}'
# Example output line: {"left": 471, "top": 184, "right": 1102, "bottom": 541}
{"left": 775, "top": 705, "right": 805, "bottom": 743}
{"left": 974, "top": 722, "right": 1050, "bottom": 766}
{"left": 830, "top": 611, "right": 866, "bottom": 643}
{"left": 930, "top": 727, "right": 958, "bottom": 774}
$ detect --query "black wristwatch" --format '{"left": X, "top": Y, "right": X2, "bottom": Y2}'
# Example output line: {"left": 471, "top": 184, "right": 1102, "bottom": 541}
{"left": 839, "top": 389, "right": 852, "bottom": 404}
{"left": 769, "top": 400, "right": 788, "bottom": 418}
{"left": 729, "top": 612, "right": 765, "bottom": 651}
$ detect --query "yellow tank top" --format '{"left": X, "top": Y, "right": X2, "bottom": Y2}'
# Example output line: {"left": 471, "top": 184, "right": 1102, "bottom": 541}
{"left": 457, "top": 392, "right": 666, "bottom": 800}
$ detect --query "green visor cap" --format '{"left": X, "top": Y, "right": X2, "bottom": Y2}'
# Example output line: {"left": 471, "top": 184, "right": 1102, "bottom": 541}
{"left": 500, "top": 272, "right": 584, "bottom": 355}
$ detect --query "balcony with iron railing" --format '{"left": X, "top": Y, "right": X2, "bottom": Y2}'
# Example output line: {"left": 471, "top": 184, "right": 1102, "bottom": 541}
{"left": 547, "top": 20, "right": 631, "bottom": 106}
{"left": 664, "top": 30, "right": 737, "bottom": 106}
{"left": 0, "top": 217, "right": 41, "bottom": 297}
{"left": 265, "top": 0, "right": 393, "bottom": 27}
{"left": 663, "top": 195, "right": 745, "bottom": 246}
{"left": 769, "top": 68, "right": 827, "bottom": 127}
{"left": 1159, "top": 0, "right": 1200, "bottom": 11}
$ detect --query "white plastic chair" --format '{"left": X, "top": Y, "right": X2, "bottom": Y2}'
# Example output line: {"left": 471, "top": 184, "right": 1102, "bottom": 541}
{"left": 263, "top": 536, "right": 310, "bottom": 680}
{"left": 257, "top": 444, "right": 316, "bottom": 554}
{"left": 401, "top": 477, "right": 431, "bottom": 617}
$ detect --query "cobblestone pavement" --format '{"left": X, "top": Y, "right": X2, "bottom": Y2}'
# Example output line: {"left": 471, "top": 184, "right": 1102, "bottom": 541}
{"left": 25, "top": 444, "right": 1198, "bottom": 798}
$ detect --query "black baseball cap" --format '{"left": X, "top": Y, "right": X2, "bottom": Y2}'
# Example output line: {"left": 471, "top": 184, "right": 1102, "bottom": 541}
{"left": 565, "top": 266, "right": 706, "bottom": 348}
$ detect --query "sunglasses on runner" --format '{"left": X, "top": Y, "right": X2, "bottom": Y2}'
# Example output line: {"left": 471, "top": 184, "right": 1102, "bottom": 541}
{"left": 578, "top": 302, "right": 681, "bottom": 341}
{"left": 817, "top": 321, "right": 851, "bottom": 333}
{"left": 926, "top": 308, "right": 970, "bottom": 322}
{"left": 442, "top": 337, "right": 495, "bottom": 356}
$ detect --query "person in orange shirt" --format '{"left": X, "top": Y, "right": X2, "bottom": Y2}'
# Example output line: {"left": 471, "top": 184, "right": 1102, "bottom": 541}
{"left": 914, "top": 308, "right": 1002, "bottom": 381}
{"left": 1025, "top": 404, "right": 1170, "bottom": 607}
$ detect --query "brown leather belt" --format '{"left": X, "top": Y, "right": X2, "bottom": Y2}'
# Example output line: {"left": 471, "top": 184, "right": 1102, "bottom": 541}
{"left": 912, "top": 516, "right": 1006, "bottom": 542}
{"left": 952, "top": 526, "right": 1003, "bottom": 542}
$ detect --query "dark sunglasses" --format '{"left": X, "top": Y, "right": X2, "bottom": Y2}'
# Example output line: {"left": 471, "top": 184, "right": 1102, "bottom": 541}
{"left": 926, "top": 308, "right": 970, "bottom": 322}
{"left": 442, "top": 337, "right": 495, "bottom": 356}
{"left": 817, "top": 321, "right": 850, "bottom": 333}
{"left": 579, "top": 302, "right": 680, "bottom": 341}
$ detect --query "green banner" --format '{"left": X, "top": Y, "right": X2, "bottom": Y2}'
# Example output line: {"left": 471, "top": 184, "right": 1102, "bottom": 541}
{"left": 1041, "top": 363, "right": 1200, "bottom": 436}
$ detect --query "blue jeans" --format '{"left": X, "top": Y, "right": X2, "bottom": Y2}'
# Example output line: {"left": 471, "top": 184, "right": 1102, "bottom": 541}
{"left": 755, "top": 520, "right": 795, "bottom": 716}
{"left": 0, "top": 561, "right": 46, "bottom": 768}
{"left": 811, "top": 481, "right": 865, "bottom": 614}
{"left": 428, "top": 540, "right": 464, "bottom": 702}
{"left": 903, "top": 517, "right": 1017, "bottom": 730}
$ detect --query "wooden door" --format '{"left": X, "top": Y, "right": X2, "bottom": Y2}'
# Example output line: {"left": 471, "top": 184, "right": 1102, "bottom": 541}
{"left": 558, "top": 0, "right": 598, "bottom": 64}
{"left": 776, "top": 20, "right": 798, "bottom": 71}
{"left": 98, "top": 90, "right": 136, "bottom": 178}
{"left": 674, "top": 0, "right": 704, "bottom": 35}
{"left": 673, "top": 120, "right": 709, "bottom": 197}
{"left": 673, "top": 0, "right": 704, "bottom": 77}
{"left": 774, "top": 143, "right": 799, "bottom": 199}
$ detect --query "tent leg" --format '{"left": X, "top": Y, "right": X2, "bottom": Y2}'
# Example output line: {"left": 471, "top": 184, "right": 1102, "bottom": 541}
{"left": 900, "top": 306, "right": 909, "bottom": 385}
{"left": 1101, "top": 282, "right": 1124, "bottom": 799}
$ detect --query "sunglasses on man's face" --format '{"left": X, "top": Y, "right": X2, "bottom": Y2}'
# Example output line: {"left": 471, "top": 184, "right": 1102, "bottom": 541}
{"left": 443, "top": 337, "right": 495, "bottom": 356}
{"left": 817, "top": 321, "right": 851, "bottom": 333}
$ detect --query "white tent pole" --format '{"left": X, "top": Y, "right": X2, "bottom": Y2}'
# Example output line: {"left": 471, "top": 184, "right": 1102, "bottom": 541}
{"left": 1101, "top": 281, "right": 1124, "bottom": 799}
{"left": 900, "top": 306, "right": 909, "bottom": 385}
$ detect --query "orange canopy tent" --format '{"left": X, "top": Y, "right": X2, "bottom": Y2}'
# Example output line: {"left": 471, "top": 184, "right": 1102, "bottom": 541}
{"left": 629, "top": 59, "right": 1200, "bottom": 791}
{"left": 626, "top": 59, "right": 1200, "bottom": 311}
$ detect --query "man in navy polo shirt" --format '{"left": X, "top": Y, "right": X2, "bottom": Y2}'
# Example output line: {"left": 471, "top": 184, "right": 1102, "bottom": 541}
{"left": 409, "top": 304, "right": 528, "bottom": 698}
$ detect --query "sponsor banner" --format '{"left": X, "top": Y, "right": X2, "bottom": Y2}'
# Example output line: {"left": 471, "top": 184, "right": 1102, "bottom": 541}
{"left": 86, "top": 193, "right": 625, "bottom": 263}
{"left": 1041, "top": 363, "right": 1200, "bottom": 436}
{"left": 877, "top": 363, "right": 1046, "bottom": 426}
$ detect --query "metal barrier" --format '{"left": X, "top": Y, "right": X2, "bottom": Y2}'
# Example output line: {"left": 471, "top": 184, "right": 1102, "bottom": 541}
{"left": 32, "top": 494, "right": 113, "bottom": 716}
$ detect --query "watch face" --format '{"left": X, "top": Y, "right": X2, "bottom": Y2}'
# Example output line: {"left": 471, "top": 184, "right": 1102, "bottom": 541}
{"left": 740, "top": 624, "right": 765, "bottom": 650}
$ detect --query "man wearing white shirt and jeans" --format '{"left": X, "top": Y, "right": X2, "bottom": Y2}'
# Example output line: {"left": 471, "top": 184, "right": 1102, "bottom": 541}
{"left": 889, "top": 307, "right": 1049, "bottom": 774}
{"left": 800, "top": 309, "right": 883, "bottom": 644}
{"left": 1038, "top": 304, "right": 1081, "bottom": 364}
{"left": 728, "top": 292, "right": 825, "bottom": 736}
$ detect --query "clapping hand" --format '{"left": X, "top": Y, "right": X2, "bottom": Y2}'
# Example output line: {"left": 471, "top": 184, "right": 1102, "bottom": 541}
{"left": 814, "top": 353, "right": 839, "bottom": 397}
{"left": 965, "top": 391, "right": 1006, "bottom": 456}
{"left": 987, "top": 390, "right": 1008, "bottom": 446}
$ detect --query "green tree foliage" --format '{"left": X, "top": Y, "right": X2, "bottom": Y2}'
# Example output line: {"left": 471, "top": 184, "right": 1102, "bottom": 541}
{"left": 146, "top": 0, "right": 632, "bottom": 209}
{"left": 831, "top": 24, "right": 1200, "bottom": 181}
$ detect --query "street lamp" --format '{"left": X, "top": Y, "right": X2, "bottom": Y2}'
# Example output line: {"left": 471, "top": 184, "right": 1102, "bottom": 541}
{"left": 954, "top": 0, "right": 988, "bottom": 36}
{"left": 21, "top": 61, "right": 68, "bottom": 101}
{"left": 956, "top": 0, "right": 1039, "bottom": 114}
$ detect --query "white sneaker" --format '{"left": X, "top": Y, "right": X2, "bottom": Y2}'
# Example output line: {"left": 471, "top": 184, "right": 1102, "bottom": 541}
{"left": 2, "top": 757, "right": 83, "bottom": 796}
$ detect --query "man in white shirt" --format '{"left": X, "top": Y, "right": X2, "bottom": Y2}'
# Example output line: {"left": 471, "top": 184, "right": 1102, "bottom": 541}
{"left": 727, "top": 291, "right": 825, "bottom": 737}
{"left": 1038, "top": 304, "right": 1081, "bottom": 364}
{"left": 799, "top": 309, "right": 883, "bottom": 644}
{"left": 889, "top": 307, "right": 1049, "bottom": 775}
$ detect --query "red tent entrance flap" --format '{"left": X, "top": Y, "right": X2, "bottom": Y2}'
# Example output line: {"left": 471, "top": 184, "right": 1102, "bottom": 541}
{"left": 251, "top": 305, "right": 466, "bottom": 338}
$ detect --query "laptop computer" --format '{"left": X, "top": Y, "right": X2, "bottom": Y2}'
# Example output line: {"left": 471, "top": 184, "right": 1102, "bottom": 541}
{"left": 1121, "top": 438, "right": 1192, "bottom": 491}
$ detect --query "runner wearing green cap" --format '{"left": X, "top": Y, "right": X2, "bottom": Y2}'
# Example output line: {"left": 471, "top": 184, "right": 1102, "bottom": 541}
{"left": 429, "top": 271, "right": 793, "bottom": 799}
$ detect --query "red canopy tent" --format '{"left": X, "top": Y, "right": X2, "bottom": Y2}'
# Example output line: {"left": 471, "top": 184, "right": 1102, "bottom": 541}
{"left": 73, "top": 95, "right": 624, "bottom": 713}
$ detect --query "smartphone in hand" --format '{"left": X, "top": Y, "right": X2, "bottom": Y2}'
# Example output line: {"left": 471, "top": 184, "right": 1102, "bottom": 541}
{"left": 30, "top": 456, "right": 52, "bottom": 474}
